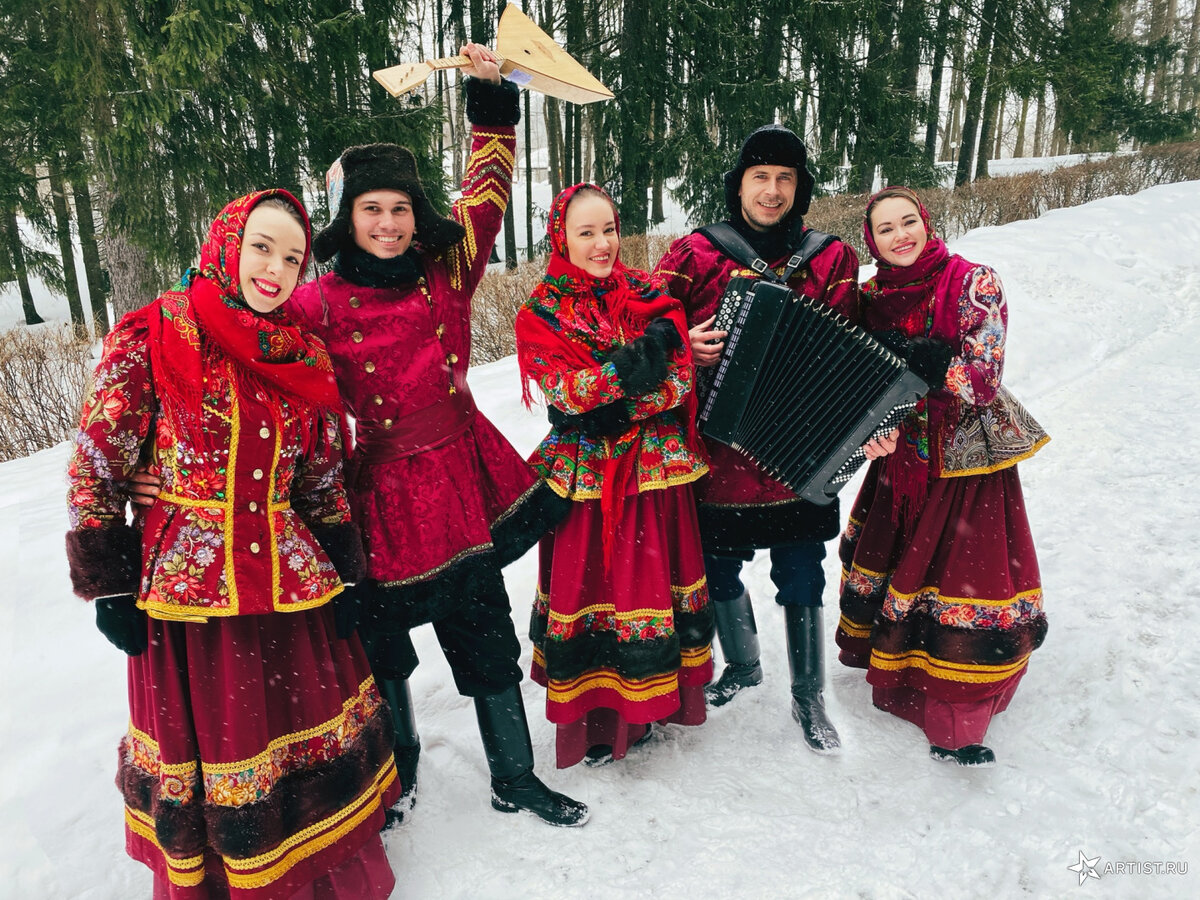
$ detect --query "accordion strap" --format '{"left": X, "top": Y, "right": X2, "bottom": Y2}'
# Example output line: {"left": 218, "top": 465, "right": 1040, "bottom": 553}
{"left": 696, "top": 222, "right": 837, "bottom": 283}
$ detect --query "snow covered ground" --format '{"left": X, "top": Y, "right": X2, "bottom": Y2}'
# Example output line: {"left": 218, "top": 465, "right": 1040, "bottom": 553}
{"left": 2, "top": 182, "right": 1199, "bottom": 898}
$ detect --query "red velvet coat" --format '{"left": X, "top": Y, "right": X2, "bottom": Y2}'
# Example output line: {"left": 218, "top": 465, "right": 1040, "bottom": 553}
{"left": 289, "top": 124, "right": 545, "bottom": 598}
{"left": 654, "top": 228, "right": 861, "bottom": 551}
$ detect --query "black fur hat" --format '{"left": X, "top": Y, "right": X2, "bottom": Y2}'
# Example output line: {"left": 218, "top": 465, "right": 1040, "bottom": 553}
{"left": 312, "top": 143, "right": 466, "bottom": 263}
{"left": 723, "top": 124, "right": 816, "bottom": 222}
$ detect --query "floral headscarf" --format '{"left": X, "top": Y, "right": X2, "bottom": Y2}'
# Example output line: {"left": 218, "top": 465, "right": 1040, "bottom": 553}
{"left": 147, "top": 190, "right": 340, "bottom": 446}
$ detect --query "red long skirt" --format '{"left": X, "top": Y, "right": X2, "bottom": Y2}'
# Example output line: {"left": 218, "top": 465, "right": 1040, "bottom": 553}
{"left": 123, "top": 605, "right": 400, "bottom": 899}
{"left": 530, "top": 484, "right": 714, "bottom": 768}
{"left": 835, "top": 461, "right": 1047, "bottom": 749}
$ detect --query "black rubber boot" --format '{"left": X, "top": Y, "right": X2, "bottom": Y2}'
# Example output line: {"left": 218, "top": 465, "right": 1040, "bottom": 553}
{"left": 705, "top": 590, "right": 763, "bottom": 707}
{"left": 474, "top": 686, "right": 589, "bottom": 827}
{"left": 930, "top": 744, "right": 996, "bottom": 766}
{"left": 377, "top": 676, "right": 420, "bottom": 827}
{"left": 784, "top": 606, "right": 842, "bottom": 754}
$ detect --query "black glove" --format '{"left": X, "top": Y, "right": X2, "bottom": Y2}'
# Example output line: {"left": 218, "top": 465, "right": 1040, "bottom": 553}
{"left": 548, "top": 402, "right": 632, "bottom": 439}
{"left": 906, "top": 337, "right": 955, "bottom": 387}
{"left": 95, "top": 593, "right": 148, "bottom": 656}
{"left": 334, "top": 582, "right": 364, "bottom": 640}
{"left": 643, "top": 317, "right": 684, "bottom": 352}
{"left": 872, "top": 330, "right": 955, "bottom": 388}
{"left": 610, "top": 331, "right": 671, "bottom": 397}
{"left": 872, "top": 329, "right": 911, "bottom": 358}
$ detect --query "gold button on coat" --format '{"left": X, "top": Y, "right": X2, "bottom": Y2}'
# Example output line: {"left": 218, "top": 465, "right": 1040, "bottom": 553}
{"left": 351, "top": 331, "right": 363, "bottom": 343}
{"left": 248, "top": 501, "right": 259, "bottom": 513}
{"left": 383, "top": 418, "right": 394, "bottom": 429}
{"left": 259, "top": 427, "right": 270, "bottom": 439}
{"left": 364, "top": 361, "right": 376, "bottom": 373}
{"left": 373, "top": 395, "right": 383, "bottom": 405}
{"left": 447, "top": 353, "right": 459, "bottom": 364}
{"left": 348, "top": 296, "right": 361, "bottom": 308}
{"left": 252, "top": 468, "right": 264, "bottom": 480}
{"left": 249, "top": 542, "right": 260, "bottom": 554}
{"left": 436, "top": 324, "right": 446, "bottom": 338}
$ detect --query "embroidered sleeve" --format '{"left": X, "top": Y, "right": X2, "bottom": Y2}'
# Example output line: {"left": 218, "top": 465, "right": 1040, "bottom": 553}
{"left": 67, "top": 316, "right": 157, "bottom": 531}
{"left": 443, "top": 124, "right": 517, "bottom": 295}
{"left": 946, "top": 266, "right": 1007, "bottom": 406}
{"left": 537, "top": 361, "right": 627, "bottom": 414}
{"left": 291, "top": 411, "right": 354, "bottom": 527}
{"left": 625, "top": 350, "right": 693, "bottom": 421}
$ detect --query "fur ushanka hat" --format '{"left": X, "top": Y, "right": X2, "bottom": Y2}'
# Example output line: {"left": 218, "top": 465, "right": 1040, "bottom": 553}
{"left": 723, "top": 124, "right": 816, "bottom": 222}
{"left": 312, "top": 143, "right": 466, "bottom": 263}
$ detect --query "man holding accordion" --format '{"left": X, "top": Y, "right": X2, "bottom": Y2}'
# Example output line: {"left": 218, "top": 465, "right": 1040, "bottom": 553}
{"left": 654, "top": 125, "right": 863, "bottom": 753}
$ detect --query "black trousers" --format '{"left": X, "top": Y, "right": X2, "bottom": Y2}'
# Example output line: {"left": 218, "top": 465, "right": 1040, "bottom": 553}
{"left": 362, "top": 589, "right": 522, "bottom": 698}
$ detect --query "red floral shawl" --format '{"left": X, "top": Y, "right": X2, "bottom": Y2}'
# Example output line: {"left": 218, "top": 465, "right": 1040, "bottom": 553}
{"left": 147, "top": 190, "right": 341, "bottom": 449}
{"left": 862, "top": 186, "right": 977, "bottom": 527}
{"left": 516, "top": 183, "right": 695, "bottom": 561}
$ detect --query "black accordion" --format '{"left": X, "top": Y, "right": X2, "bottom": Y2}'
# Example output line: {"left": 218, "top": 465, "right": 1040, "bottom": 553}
{"left": 699, "top": 277, "right": 927, "bottom": 505}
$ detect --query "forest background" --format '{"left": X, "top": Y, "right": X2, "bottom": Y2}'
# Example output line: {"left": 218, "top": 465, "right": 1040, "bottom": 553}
{"left": 1, "top": 0, "right": 1198, "bottom": 361}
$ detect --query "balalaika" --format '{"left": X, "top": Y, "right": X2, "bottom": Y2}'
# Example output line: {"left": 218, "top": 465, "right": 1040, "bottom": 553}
{"left": 699, "top": 277, "right": 928, "bottom": 505}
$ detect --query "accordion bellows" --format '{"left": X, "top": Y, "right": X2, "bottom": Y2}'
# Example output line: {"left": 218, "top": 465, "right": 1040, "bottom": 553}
{"left": 700, "top": 278, "right": 927, "bottom": 505}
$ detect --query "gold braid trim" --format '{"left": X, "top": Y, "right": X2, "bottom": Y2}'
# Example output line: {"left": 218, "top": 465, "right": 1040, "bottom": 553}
{"left": 547, "top": 669, "right": 679, "bottom": 704}
{"left": 869, "top": 648, "right": 1031, "bottom": 683}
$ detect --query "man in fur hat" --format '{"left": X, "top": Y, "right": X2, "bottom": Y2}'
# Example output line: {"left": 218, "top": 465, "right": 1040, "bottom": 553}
{"left": 288, "top": 43, "right": 585, "bottom": 828}
{"left": 654, "top": 125, "right": 862, "bottom": 753}
{"left": 128, "top": 44, "right": 585, "bottom": 828}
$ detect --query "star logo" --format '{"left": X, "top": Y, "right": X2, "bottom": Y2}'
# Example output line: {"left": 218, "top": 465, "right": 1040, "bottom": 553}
{"left": 1067, "top": 850, "right": 1102, "bottom": 886}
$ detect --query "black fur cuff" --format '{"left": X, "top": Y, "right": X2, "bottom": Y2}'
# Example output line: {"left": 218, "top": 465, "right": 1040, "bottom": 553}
{"left": 548, "top": 402, "right": 632, "bottom": 438}
{"left": 310, "top": 521, "right": 367, "bottom": 584}
{"left": 610, "top": 336, "right": 669, "bottom": 397}
{"left": 465, "top": 77, "right": 521, "bottom": 127}
{"left": 66, "top": 525, "right": 141, "bottom": 600}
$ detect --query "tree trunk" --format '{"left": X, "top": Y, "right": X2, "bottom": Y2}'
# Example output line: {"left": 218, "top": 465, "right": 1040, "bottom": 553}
{"left": 69, "top": 162, "right": 110, "bottom": 335}
{"left": 1033, "top": 85, "right": 1048, "bottom": 157}
{"left": 545, "top": 97, "right": 564, "bottom": 198}
{"left": 48, "top": 157, "right": 87, "bottom": 333}
{"left": 1014, "top": 95, "right": 1029, "bottom": 157}
{"left": 944, "top": 35, "right": 968, "bottom": 162}
{"left": 854, "top": 0, "right": 898, "bottom": 192}
{"left": 1180, "top": 0, "right": 1200, "bottom": 112}
{"left": 525, "top": 90, "right": 535, "bottom": 261}
{"left": 3, "top": 209, "right": 45, "bottom": 325}
{"left": 956, "top": 0, "right": 999, "bottom": 186}
{"left": 924, "top": 0, "right": 954, "bottom": 162}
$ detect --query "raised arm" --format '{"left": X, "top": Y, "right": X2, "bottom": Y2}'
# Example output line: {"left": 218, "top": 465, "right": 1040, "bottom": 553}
{"left": 442, "top": 45, "right": 520, "bottom": 295}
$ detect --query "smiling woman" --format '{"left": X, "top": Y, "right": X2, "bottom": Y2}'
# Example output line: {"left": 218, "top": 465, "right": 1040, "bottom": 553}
{"left": 238, "top": 200, "right": 309, "bottom": 312}
{"left": 63, "top": 189, "right": 399, "bottom": 898}
{"left": 515, "top": 182, "right": 713, "bottom": 769}
{"left": 835, "top": 184, "right": 1050, "bottom": 768}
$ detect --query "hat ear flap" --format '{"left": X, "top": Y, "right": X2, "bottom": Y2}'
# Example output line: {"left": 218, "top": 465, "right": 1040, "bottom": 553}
{"left": 312, "top": 209, "right": 351, "bottom": 263}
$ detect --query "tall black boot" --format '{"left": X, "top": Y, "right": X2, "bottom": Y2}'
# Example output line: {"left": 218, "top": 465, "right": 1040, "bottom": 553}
{"left": 474, "top": 686, "right": 589, "bottom": 827}
{"left": 705, "top": 590, "right": 763, "bottom": 707}
{"left": 377, "top": 676, "right": 420, "bottom": 826}
{"left": 784, "top": 606, "right": 841, "bottom": 754}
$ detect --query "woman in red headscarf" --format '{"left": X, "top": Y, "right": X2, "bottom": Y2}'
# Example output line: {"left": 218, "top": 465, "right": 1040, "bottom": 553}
{"left": 515, "top": 183, "right": 714, "bottom": 768}
{"left": 65, "top": 191, "right": 399, "bottom": 898}
{"left": 834, "top": 186, "right": 1050, "bottom": 766}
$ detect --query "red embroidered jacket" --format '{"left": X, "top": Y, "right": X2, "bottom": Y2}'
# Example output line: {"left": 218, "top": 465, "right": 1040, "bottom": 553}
{"left": 66, "top": 306, "right": 355, "bottom": 620}
{"left": 289, "top": 124, "right": 541, "bottom": 586}
{"left": 654, "top": 230, "right": 861, "bottom": 507}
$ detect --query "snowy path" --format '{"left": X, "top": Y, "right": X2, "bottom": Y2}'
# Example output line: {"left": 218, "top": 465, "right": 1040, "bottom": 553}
{"left": 2, "top": 183, "right": 1198, "bottom": 898}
